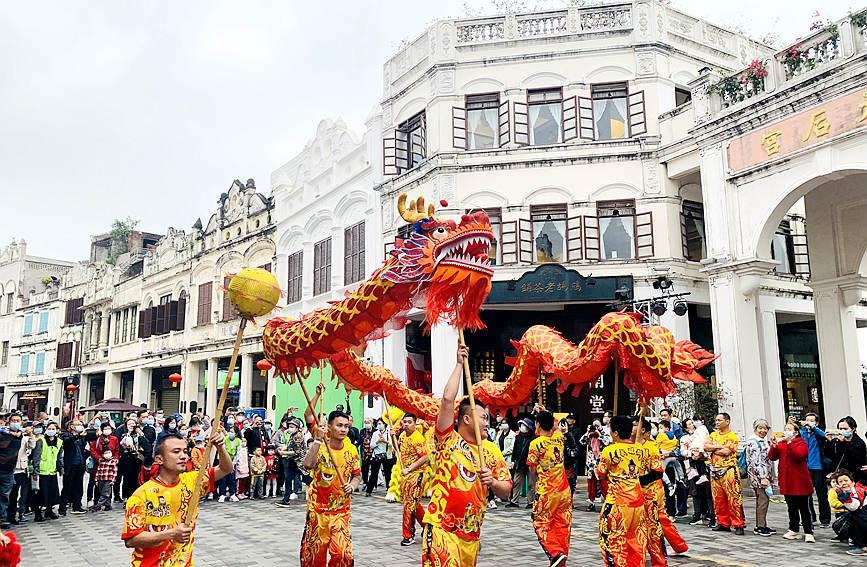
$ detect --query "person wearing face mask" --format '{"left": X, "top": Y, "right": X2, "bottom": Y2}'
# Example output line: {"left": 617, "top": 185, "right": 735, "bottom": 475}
{"left": 769, "top": 421, "right": 815, "bottom": 542}
{"left": 745, "top": 418, "right": 776, "bottom": 536}
{"left": 365, "top": 419, "right": 390, "bottom": 496}
{"left": 799, "top": 412, "right": 830, "bottom": 528}
{"left": 118, "top": 419, "right": 143, "bottom": 500}
{"left": 495, "top": 418, "right": 516, "bottom": 471}
{"left": 579, "top": 419, "right": 612, "bottom": 512}
{"left": 277, "top": 418, "right": 307, "bottom": 506}
{"left": 31, "top": 422, "right": 64, "bottom": 522}
{"left": 6, "top": 416, "right": 34, "bottom": 527}
{"left": 138, "top": 413, "right": 156, "bottom": 468}
{"left": 508, "top": 417, "right": 536, "bottom": 508}
{"left": 0, "top": 414, "right": 24, "bottom": 530}
{"left": 826, "top": 416, "right": 867, "bottom": 485}
{"left": 157, "top": 417, "right": 180, "bottom": 443}
{"left": 358, "top": 418, "right": 375, "bottom": 489}
{"left": 59, "top": 419, "right": 88, "bottom": 516}
{"left": 217, "top": 426, "right": 242, "bottom": 502}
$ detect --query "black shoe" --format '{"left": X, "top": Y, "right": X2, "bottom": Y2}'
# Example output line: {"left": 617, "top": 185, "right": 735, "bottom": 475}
{"left": 401, "top": 537, "right": 415, "bottom": 546}
{"left": 8, "top": 518, "right": 17, "bottom": 526}
{"left": 707, "top": 521, "right": 718, "bottom": 529}
{"left": 711, "top": 525, "right": 730, "bottom": 532}
{"left": 45, "top": 510, "right": 59, "bottom": 520}
{"left": 103, "top": 505, "right": 112, "bottom": 511}
{"left": 550, "top": 555, "right": 567, "bottom": 567}
{"left": 689, "top": 517, "right": 704, "bottom": 526}
{"left": 276, "top": 500, "right": 291, "bottom": 507}
{"left": 505, "top": 502, "right": 518, "bottom": 508}
{"left": 0, "top": 521, "right": 8, "bottom": 530}
{"left": 586, "top": 503, "right": 596, "bottom": 512}
{"left": 58, "top": 508, "right": 67, "bottom": 517}
{"left": 34, "top": 515, "right": 45, "bottom": 523}
{"left": 734, "top": 527, "right": 744, "bottom": 535}
{"left": 71, "top": 508, "right": 86, "bottom": 515}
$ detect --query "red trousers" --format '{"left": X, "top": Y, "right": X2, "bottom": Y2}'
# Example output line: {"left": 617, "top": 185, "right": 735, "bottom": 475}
{"left": 587, "top": 475, "right": 600, "bottom": 502}
{"left": 644, "top": 482, "right": 687, "bottom": 567}
{"left": 711, "top": 467, "right": 744, "bottom": 529}
{"left": 300, "top": 509, "right": 353, "bottom": 567}
{"left": 599, "top": 503, "right": 646, "bottom": 567}
{"left": 533, "top": 488, "right": 572, "bottom": 560}
{"left": 401, "top": 473, "right": 425, "bottom": 539}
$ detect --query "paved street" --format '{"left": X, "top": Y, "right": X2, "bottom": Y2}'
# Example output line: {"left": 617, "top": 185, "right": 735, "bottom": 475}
{"left": 12, "top": 490, "right": 860, "bottom": 567}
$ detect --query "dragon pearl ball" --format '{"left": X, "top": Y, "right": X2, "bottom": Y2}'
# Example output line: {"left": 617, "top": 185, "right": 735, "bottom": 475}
{"left": 227, "top": 267, "right": 281, "bottom": 318}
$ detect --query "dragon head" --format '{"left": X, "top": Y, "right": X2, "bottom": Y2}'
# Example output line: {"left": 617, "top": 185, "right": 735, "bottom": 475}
{"left": 382, "top": 193, "right": 494, "bottom": 330}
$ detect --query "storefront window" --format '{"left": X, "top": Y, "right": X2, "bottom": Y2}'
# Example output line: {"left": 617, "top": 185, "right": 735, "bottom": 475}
{"left": 530, "top": 204, "right": 567, "bottom": 263}
{"left": 778, "top": 319, "right": 822, "bottom": 421}
{"left": 598, "top": 200, "right": 635, "bottom": 259}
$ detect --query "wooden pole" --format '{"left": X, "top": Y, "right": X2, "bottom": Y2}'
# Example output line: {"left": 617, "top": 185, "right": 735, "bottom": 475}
{"left": 457, "top": 328, "right": 485, "bottom": 474}
{"left": 381, "top": 391, "right": 404, "bottom": 469}
{"left": 298, "top": 375, "right": 346, "bottom": 487}
{"left": 184, "top": 318, "right": 247, "bottom": 524}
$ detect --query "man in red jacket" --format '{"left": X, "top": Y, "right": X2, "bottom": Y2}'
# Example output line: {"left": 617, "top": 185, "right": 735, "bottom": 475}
{"left": 768, "top": 421, "right": 814, "bottom": 543}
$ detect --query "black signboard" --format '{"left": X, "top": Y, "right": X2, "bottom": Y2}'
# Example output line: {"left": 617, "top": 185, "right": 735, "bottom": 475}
{"left": 485, "top": 264, "right": 633, "bottom": 305}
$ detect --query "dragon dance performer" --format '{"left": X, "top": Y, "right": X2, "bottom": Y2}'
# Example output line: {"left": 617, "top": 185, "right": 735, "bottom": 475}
{"left": 637, "top": 418, "right": 687, "bottom": 567}
{"left": 398, "top": 413, "right": 430, "bottom": 546}
{"left": 300, "top": 410, "right": 362, "bottom": 567}
{"left": 596, "top": 416, "right": 653, "bottom": 567}
{"left": 422, "top": 344, "right": 512, "bottom": 567}
{"left": 527, "top": 410, "right": 571, "bottom": 567}
{"left": 704, "top": 412, "right": 745, "bottom": 535}
{"left": 122, "top": 430, "right": 233, "bottom": 566}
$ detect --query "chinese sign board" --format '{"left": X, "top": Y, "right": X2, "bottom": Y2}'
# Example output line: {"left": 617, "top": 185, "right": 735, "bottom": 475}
{"left": 485, "top": 264, "right": 633, "bottom": 304}
{"left": 727, "top": 88, "right": 867, "bottom": 172}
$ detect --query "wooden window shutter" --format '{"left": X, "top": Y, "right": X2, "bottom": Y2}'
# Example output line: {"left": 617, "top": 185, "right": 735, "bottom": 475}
{"left": 634, "top": 211, "right": 654, "bottom": 258}
{"left": 383, "top": 136, "right": 398, "bottom": 176}
{"left": 500, "top": 220, "right": 518, "bottom": 265}
{"left": 138, "top": 308, "right": 147, "bottom": 338}
{"left": 513, "top": 101, "right": 529, "bottom": 145}
{"left": 498, "top": 100, "right": 511, "bottom": 147}
{"left": 792, "top": 233, "right": 811, "bottom": 278}
{"left": 628, "top": 90, "right": 647, "bottom": 136}
{"left": 168, "top": 300, "right": 179, "bottom": 332}
{"left": 562, "top": 96, "right": 578, "bottom": 142}
{"left": 64, "top": 301, "right": 73, "bottom": 326}
{"left": 258, "top": 263, "right": 271, "bottom": 273}
{"left": 583, "top": 216, "right": 601, "bottom": 260}
{"left": 149, "top": 306, "right": 158, "bottom": 337}
{"left": 395, "top": 130, "right": 409, "bottom": 172}
{"left": 222, "top": 276, "right": 236, "bottom": 321}
{"left": 418, "top": 114, "right": 427, "bottom": 161}
{"left": 452, "top": 106, "right": 467, "bottom": 150}
{"left": 680, "top": 212, "right": 690, "bottom": 259}
{"left": 578, "top": 96, "right": 595, "bottom": 140}
{"left": 566, "top": 215, "right": 583, "bottom": 261}
{"left": 197, "top": 282, "right": 212, "bottom": 326}
{"left": 518, "top": 218, "right": 533, "bottom": 263}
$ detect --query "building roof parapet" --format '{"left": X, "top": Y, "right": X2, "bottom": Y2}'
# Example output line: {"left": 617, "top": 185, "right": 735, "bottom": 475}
{"left": 695, "top": 7, "right": 867, "bottom": 125}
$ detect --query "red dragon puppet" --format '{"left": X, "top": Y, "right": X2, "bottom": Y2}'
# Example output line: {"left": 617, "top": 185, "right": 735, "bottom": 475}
{"left": 262, "top": 194, "right": 717, "bottom": 420}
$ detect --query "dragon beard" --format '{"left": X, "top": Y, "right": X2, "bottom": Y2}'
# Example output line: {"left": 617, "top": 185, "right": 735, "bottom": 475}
{"left": 424, "top": 266, "right": 492, "bottom": 331}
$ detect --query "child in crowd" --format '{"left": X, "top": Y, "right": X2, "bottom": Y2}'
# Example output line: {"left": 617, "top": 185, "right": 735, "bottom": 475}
{"left": 250, "top": 447, "right": 267, "bottom": 500}
{"left": 234, "top": 441, "right": 250, "bottom": 499}
{"left": 830, "top": 470, "right": 867, "bottom": 556}
{"left": 190, "top": 434, "right": 206, "bottom": 471}
{"left": 656, "top": 420, "right": 684, "bottom": 496}
{"left": 265, "top": 446, "right": 279, "bottom": 498}
{"left": 91, "top": 449, "right": 118, "bottom": 512}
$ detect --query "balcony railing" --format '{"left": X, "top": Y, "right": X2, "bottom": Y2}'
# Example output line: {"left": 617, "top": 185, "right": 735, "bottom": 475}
{"left": 454, "top": 3, "right": 632, "bottom": 46}
{"left": 699, "top": 9, "right": 867, "bottom": 118}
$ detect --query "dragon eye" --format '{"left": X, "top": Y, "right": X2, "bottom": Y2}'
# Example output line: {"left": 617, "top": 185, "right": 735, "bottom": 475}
{"left": 431, "top": 227, "right": 448, "bottom": 239}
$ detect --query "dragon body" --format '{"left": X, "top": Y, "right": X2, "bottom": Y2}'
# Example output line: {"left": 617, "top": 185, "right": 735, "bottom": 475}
{"left": 262, "top": 195, "right": 717, "bottom": 420}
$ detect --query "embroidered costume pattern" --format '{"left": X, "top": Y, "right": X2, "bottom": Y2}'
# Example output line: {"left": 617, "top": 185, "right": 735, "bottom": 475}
{"left": 399, "top": 429, "right": 429, "bottom": 540}
{"left": 527, "top": 431, "right": 572, "bottom": 561}
{"left": 596, "top": 442, "right": 651, "bottom": 567}
{"left": 708, "top": 431, "right": 745, "bottom": 530}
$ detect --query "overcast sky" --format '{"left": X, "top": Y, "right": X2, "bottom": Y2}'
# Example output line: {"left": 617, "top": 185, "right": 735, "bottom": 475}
{"left": 0, "top": 0, "right": 853, "bottom": 261}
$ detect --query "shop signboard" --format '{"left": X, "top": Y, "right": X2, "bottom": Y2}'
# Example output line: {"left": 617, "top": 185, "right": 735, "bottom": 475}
{"left": 485, "top": 264, "right": 633, "bottom": 305}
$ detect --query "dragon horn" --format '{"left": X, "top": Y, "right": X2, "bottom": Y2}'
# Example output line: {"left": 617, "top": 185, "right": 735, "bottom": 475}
{"left": 397, "top": 192, "right": 436, "bottom": 223}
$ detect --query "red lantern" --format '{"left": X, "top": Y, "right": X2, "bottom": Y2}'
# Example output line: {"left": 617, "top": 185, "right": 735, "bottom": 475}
{"left": 65, "top": 383, "right": 78, "bottom": 393}
{"left": 168, "top": 373, "right": 183, "bottom": 388}
{"left": 257, "top": 359, "right": 273, "bottom": 377}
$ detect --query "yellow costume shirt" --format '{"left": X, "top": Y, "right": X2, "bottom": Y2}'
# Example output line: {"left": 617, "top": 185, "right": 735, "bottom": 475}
{"left": 307, "top": 438, "right": 361, "bottom": 514}
{"left": 708, "top": 431, "right": 739, "bottom": 469}
{"left": 527, "top": 433, "right": 569, "bottom": 495}
{"left": 596, "top": 442, "right": 651, "bottom": 508}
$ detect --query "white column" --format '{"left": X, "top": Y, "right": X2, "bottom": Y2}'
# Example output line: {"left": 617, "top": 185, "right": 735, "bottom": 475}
{"left": 431, "top": 322, "right": 460, "bottom": 397}
{"left": 98, "top": 310, "right": 110, "bottom": 348}
{"left": 89, "top": 313, "right": 99, "bottom": 347}
{"left": 79, "top": 374, "right": 91, "bottom": 407}
{"left": 706, "top": 268, "right": 771, "bottom": 437}
{"left": 810, "top": 278, "right": 867, "bottom": 428}
{"left": 105, "top": 371, "right": 122, "bottom": 399}
{"left": 132, "top": 367, "right": 151, "bottom": 408}
{"left": 206, "top": 358, "right": 219, "bottom": 419}
{"left": 180, "top": 359, "right": 198, "bottom": 415}
{"left": 240, "top": 354, "right": 253, "bottom": 408}
{"left": 756, "top": 298, "right": 786, "bottom": 427}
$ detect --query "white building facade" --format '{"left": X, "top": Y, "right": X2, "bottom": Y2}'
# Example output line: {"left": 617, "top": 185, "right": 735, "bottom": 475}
{"left": 367, "top": 0, "right": 867, "bottom": 434}
{"left": 271, "top": 117, "right": 385, "bottom": 419}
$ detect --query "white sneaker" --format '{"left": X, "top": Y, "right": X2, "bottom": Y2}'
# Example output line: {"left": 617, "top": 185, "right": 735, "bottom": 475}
{"left": 218, "top": 495, "right": 226, "bottom": 503}
{"left": 487, "top": 501, "right": 497, "bottom": 510}
{"left": 289, "top": 493, "right": 298, "bottom": 501}
{"left": 783, "top": 530, "right": 801, "bottom": 540}
{"left": 230, "top": 495, "right": 240, "bottom": 502}
{"left": 804, "top": 534, "right": 815, "bottom": 543}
